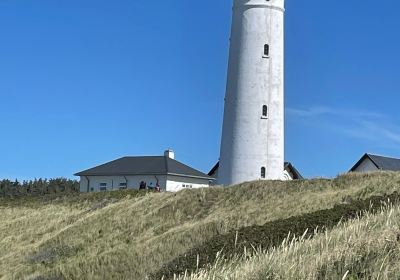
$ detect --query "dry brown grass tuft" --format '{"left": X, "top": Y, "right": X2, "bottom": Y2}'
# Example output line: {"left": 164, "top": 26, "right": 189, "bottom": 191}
{"left": 0, "top": 172, "right": 400, "bottom": 279}
{"left": 179, "top": 203, "right": 400, "bottom": 280}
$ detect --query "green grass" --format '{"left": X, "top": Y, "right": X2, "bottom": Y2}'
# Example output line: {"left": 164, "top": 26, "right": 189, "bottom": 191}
{"left": 152, "top": 191, "right": 400, "bottom": 279}
{"left": 178, "top": 203, "right": 400, "bottom": 280}
{"left": 1, "top": 172, "right": 400, "bottom": 279}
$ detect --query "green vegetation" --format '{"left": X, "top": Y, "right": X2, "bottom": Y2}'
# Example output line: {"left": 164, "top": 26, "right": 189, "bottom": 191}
{"left": 177, "top": 203, "right": 400, "bottom": 280}
{"left": 0, "top": 178, "right": 79, "bottom": 198}
{"left": 0, "top": 172, "right": 400, "bottom": 279}
{"left": 152, "top": 192, "right": 400, "bottom": 279}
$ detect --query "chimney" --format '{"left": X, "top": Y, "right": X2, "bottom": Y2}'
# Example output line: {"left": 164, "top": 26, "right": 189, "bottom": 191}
{"left": 164, "top": 149, "right": 175, "bottom": 159}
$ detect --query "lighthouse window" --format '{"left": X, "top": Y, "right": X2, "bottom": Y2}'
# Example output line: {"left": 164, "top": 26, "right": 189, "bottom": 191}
{"left": 264, "top": 44, "right": 270, "bottom": 57}
{"left": 261, "top": 167, "right": 266, "bottom": 179}
{"left": 262, "top": 105, "right": 268, "bottom": 118}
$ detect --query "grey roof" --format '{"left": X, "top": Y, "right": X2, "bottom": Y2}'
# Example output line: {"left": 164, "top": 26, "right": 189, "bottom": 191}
{"left": 75, "top": 156, "right": 211, "bottom": 179}
{"left": 284, "top": 162, "right": 304, "bottom": 180}
{"left": 208, "top": 162, "right": 219, "bottom": 177}
{"left": 351, "top": 153, "right": 400, "bottom": 172}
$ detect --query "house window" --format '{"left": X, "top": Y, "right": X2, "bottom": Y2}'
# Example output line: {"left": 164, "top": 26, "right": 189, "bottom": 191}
{"left": 264, "top": 44, "right": 270, "bottom": 57}
{"left": 99, "top": 183, "right": 107, "bottom": 191}
{"left": 182, "top": 184, "right": 193, "bottom": 189}
{"left": 119, "top": 182, "right": 127, "bottom": 187}
{"left": 261, "top": 167, "right": 266, "bottom": 179}
{"left": 262, "top": 105, "right": 268, "bottom": 118}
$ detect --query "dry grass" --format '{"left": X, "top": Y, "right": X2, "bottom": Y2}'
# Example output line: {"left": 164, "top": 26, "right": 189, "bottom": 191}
{"left": 0, "top": 172, "right": 400, "bottom": 279}
{"left": 179, "top": 203, "right": 400, "bottom": 280}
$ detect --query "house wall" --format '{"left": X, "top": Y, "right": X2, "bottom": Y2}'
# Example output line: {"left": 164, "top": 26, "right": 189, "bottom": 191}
{"left": 353, "top": 158, "right": 379, "bottom": 173}
{"left": 283, "top": 170, "right": 293, "bottom": 181}
{"left": 166, "top": 175, "right": 210, "bottom": 192}
{"left": 79, "top": 175, "right": 209, "bottom": 193}
{"left": 79, "top": 175, "right": 167, "bottom": 192}
{"left": 209, "top": 168, "right": 219, "bottom": 186}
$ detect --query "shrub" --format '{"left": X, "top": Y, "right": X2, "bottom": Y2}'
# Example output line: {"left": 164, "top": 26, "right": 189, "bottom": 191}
{"left": 0, "top": 178, "right": 79, "bottom": 198}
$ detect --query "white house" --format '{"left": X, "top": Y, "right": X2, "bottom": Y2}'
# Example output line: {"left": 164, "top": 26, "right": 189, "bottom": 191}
{"left": 75, "top": 150, "right": 212, "bottom": 192}
{"left": 350, "top": 153, "right": 400, "bottom": 173}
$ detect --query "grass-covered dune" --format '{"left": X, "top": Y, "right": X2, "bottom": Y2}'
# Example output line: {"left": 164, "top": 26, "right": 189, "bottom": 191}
{"left": 153, "top": 191, "right": 400, "bottom": 279}
{"left": 1, "top": 172, "right": 400, "bottom": 279}
{"left": 178, "top": 201, "right": 400, "bottom": 280}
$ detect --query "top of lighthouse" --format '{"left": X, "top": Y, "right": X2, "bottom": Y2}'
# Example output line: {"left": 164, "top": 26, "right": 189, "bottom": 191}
{"left": 234, "top": 0, "right": 285, "bottom": 10}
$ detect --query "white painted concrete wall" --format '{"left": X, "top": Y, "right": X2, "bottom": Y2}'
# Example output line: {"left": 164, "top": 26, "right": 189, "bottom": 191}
{"left": 353, "top": 159, "right": 379, "bottom": 173}
{"left": 283, "top": 170, "right": 293, "bottom": 181}
{"left": 79, "top": 175, "right": 167, "bottom": 192}
{"left": 219, "top": 0, "right": 285, "bottom": 186}
{"left": 79, "top": 175, "right": 210, "bottom": 193}
{"left": 166, "top": 175, "right": 210, "bottom": 192}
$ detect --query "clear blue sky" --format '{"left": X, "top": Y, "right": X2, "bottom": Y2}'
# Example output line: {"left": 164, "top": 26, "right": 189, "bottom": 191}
{"left": 1, "top": 0, "right": 399, "bottom": 180}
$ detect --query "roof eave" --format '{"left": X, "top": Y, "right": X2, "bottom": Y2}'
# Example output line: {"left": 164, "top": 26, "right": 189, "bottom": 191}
{"left": 167, "top": 173, "right": 213, "bottom": 180}
{"left": 208, "top": 162, "right": 220, "bottom": 176}
{"left": 75, "top": 172, "right": 212, "bottom": 180}
{"left": 74, "top": 172, "right": 169, "bottom": 177}
{"left": 349, "top": 153, "right": 381, "bottom": 172}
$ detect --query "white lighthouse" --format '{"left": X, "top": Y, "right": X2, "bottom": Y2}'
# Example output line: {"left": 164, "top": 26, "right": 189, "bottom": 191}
{"left": 218, "top": 0, "right": 285, "bottom": 186}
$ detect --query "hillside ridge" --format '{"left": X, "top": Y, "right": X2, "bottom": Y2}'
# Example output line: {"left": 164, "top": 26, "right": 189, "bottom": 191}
{"left": 1, "top": 172, "right": 400, "bottom": 279}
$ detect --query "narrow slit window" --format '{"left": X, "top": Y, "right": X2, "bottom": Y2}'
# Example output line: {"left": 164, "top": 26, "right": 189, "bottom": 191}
{"left": 262, "top": 105, "right": 268, "bottom": 118}
{"left": 264, "top": 44, "right": 270, "bottom": 57}
{"left": 261, "top": 167, "right": 266, "bottom": 179}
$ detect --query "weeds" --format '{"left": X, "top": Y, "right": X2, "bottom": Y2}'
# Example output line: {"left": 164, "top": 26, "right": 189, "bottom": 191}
{"left": 1, "top": 172, "right": 400, "bottom": 279}
{"left": 177, "top": 204, "right": 400, "bottom": 280}
{"left": 152, "top": 192, "right": 400, "bottom": 279}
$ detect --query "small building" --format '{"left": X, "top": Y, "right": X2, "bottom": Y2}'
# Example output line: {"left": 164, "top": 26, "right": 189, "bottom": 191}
{"left": 283, "top": 162, "right": 304, "bottom": 180}
{"left": 350, "top": 153, "right": 400, "bottom": 173}
{"left": 208, "top": 161, "right": 303, "bottom": 184}
{"left": 75, "top": 150, "right": 212, "bottom": 192}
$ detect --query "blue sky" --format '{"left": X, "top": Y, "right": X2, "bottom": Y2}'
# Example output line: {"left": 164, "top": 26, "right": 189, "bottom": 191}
{"left": 0, "top": 0, "right": 399, "bottom": 180}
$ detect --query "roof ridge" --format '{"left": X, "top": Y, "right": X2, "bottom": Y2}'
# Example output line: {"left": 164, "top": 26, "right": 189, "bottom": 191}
{"left": 123, "top": 155, "right": 163, "bottom": 158}
{"left": 367, "top": 153, "right": 400, "bottom": 160}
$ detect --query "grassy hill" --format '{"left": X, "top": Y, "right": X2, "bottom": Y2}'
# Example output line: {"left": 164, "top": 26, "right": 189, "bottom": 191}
{"left": 1, "top": 172, "right": 400, "bottom": 279}
{"left": 177, "top": 203, "right": 400, "bottom": 280}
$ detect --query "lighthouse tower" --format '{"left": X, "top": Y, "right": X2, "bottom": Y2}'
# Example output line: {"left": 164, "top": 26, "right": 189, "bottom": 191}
{"left": 218, "top": 0, "right": 285, "bottom": 186}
